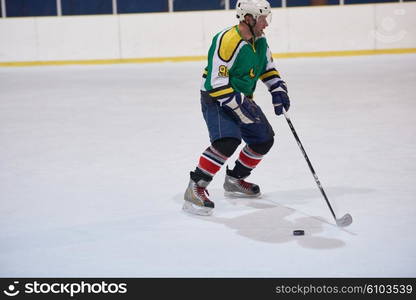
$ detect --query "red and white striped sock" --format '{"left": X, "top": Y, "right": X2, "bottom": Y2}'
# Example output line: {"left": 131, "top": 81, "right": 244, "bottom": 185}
{"left": 237, "top": 145, "right": 264, "bottom": 171}
{"left": 197, "top": 146, "right": 229, "bottom": 178}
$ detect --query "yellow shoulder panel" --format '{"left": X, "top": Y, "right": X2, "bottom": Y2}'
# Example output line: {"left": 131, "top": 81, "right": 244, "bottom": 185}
{"left": 218, "top": 27, "right": 243, "bottom": 62}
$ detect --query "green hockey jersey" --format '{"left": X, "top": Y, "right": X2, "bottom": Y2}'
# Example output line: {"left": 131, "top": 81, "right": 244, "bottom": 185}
{"left": 201, "top": 25, "right": 282, "bottom": 100}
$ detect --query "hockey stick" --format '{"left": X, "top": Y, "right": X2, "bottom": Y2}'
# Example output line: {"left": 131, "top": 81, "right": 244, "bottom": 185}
{"left": 282, "top": 109, "right": 353, "bottom": 227}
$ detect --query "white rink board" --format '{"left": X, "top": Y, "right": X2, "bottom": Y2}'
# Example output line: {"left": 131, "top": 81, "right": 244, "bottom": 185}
{"left": 0, "top": 18, "right": 37, "bottom": 61}
{"left": 0, "top": 3, "right": 415, "bottom": 62}
{"left": 119, "top": 12, "right": 205, "bottom": 58}
{"left": 36, "top": 16, "right": 120, "bottom": 61}
{"left": 286, "top": 5, "right": 375, "bottom": 52}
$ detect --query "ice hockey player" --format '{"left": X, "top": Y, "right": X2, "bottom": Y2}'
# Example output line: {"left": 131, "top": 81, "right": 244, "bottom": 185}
{"left": 183, "top": 0, "right": 290, "bottom": 216}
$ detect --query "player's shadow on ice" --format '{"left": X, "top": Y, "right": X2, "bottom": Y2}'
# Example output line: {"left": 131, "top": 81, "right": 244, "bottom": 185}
{"left": 177, "top": 186, "right": 372, "bottom": 249}
{"left": 259, "top": 186, "right": 373, "bottom": 206}
{"left": 207, "top": 202, "right": 344, "bottom": 249}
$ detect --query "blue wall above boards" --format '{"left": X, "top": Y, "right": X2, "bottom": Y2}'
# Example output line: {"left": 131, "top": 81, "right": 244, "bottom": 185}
{"left": 117, "top": 0, "right": 168, "bottom": 13}
{"left": 61, "top": 0, "right": 112, "bottom": 16}
{"left": 6, "top": 0, "right": 57, "bottom": 17}
{"left": 173, "top": 0, "right": 224, "bottom": 11}
{"left": 1, "top": 0, "right": 415, "bottom": 17}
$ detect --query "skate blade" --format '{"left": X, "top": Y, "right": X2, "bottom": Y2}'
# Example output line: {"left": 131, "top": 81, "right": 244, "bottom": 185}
{"left": 224, "top": 191, "right": 262, "bottom": 199}
{"left": 182, "top": 201, "right": 213, "bottom": 216}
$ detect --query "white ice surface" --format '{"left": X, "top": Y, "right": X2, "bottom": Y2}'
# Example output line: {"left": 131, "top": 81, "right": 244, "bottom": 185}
{"left": 0, "top": 54, "right": 415, "bottom": 277}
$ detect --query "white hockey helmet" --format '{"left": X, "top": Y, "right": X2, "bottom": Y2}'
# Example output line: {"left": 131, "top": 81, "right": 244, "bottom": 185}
{"left": 236, "top": 0, "right": 272, "bottom": 22}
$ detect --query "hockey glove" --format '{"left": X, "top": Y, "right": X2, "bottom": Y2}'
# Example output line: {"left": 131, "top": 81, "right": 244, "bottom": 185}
{"left": 271, "top": 80, "right": 290, "bottom": 116}
{"left": 218, "top": 93, "right": 256, "bottom": 124}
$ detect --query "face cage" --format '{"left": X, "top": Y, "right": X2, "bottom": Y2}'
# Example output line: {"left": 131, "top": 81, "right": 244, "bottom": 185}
{"left": 267, "top": 12, "right": 272, "bottom": 24}
{"left": 253, "top": 12, "right": 272, "bottom": 30}
{"left": 260, "top": 12, "right": 272, "bottom": 26}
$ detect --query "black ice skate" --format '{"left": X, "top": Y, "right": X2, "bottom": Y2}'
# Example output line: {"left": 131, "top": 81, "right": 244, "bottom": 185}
{"left": 183, "top": 178, "right": 214, "bottom": 216}
{"left": 223, "top": 170, "right": 261, "bottom": 198}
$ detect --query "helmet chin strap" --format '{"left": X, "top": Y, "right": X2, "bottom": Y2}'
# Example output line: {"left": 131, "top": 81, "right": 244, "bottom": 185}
{"left": 243, "top": 19, "right": 257, "bottom": 39}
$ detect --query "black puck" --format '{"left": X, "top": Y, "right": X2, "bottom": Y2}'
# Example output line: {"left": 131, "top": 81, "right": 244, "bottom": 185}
{"left": 293, "top": 230, "right": 305, "bottom": 236}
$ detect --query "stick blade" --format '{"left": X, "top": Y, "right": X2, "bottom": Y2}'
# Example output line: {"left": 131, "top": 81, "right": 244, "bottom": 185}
{"left": 336, "top": 213, "right": 353, "bottom": 227}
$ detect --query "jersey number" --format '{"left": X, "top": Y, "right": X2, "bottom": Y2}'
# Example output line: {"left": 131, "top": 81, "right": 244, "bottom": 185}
{"left": 218, "top": 65, "right": 229, "bottom": 77}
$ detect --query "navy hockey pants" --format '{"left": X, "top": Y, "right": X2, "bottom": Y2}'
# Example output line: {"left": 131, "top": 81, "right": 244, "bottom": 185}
{"left": 200, "top": 91, "right": 275, "bottom": 145}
